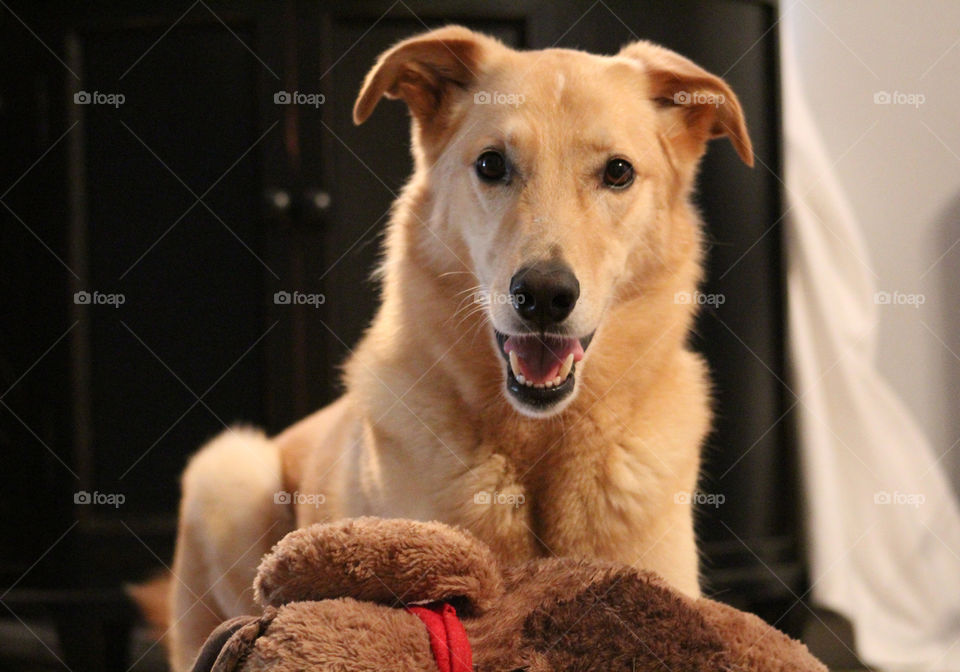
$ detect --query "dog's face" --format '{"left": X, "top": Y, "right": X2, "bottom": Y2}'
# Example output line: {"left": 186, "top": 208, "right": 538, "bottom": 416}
{"left": 355, "top": 27, "right": 752, "bottom": 417}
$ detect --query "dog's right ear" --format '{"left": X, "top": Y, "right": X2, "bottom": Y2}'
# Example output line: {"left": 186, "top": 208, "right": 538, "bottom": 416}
{"left": 353, "top": 25, "right": 491, "bottom": 128}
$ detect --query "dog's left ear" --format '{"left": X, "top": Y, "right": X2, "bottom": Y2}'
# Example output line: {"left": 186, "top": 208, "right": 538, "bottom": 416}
{"left": 619, "top": 42, "right": 753, "bottom": 168}
{"left": 353, "top": 25, "right": 492, "bottom": 128}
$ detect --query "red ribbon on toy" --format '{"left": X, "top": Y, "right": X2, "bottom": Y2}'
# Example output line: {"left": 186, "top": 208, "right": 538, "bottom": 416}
{"left": 406, "top": 603, "right": 473, "bottom": 672}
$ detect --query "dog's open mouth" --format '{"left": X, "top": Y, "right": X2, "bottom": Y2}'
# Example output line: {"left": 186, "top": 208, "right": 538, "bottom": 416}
{"left": 495, "top": 330, "right": 594, "bottom": 409}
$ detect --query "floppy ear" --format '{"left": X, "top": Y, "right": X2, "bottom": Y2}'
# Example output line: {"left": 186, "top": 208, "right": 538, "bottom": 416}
{"left": 353, "top": 25, "right": 492, "bottom": 128}
{"left": 254, "top": 518, "right": 503, "bottom": 614}
{"left": 190, "top": 612, "right": 276, "bottom": 672}
{"left": 619, "top": 41, "right": 753, "bottom": 168}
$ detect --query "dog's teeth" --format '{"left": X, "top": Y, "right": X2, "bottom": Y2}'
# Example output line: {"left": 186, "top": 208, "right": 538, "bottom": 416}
{"left": 510, "top": 350, "right": 575, "bottom": 390}
{"left": 509, "top": 350, "right": 521, "bottom": 378}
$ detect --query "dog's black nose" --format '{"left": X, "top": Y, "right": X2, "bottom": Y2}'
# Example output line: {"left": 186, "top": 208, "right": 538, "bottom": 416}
{"left": 510, "top": 262, "right": 580, "bottom": 329}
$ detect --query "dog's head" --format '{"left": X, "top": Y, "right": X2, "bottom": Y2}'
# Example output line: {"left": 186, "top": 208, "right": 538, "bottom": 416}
{"left": 355, "top": 27, "right": 752, "bottom": 417}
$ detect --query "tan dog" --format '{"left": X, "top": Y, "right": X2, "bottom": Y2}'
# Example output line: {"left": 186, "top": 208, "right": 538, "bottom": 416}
{"left": 162, "top": 26, "right": 752, "bottom": 671}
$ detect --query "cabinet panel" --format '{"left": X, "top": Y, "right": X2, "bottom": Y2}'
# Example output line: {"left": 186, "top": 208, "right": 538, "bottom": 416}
{"left": 0, "top": 2, "right": 295, "bottom": 592}
{"left": 1, "top": 8, "right": 80, "bottom": 589}
{"left": 77, "top": 23, "right": 268, "bottom": 517}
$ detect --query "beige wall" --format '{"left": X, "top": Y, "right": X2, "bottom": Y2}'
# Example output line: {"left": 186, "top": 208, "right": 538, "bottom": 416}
{"left": 785, "top": 1, "right": 960, "bottom": 490}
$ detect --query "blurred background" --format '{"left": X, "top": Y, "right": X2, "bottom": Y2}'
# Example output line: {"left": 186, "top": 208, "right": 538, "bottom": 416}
{"left": 1, "top": 1, "right": 957, "bottom": 670}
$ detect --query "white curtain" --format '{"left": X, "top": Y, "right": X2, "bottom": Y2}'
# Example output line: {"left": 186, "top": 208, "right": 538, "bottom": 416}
{"left": 782, "top": 21, "right": 960, "bottom": 672}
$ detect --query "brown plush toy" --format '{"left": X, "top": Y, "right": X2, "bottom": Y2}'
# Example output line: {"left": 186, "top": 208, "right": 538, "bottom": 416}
{"left": 191, "top": 518, "right": 826, "bottom": 672}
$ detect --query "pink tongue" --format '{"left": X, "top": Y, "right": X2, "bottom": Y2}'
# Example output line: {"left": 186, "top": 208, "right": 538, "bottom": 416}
{"left": 504, "top": 335, "right": 584, "bottom": 384}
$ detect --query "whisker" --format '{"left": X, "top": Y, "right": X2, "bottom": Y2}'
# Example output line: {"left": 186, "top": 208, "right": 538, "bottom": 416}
{"left": 453, "top": 305, "right": 489, "bottom": 331}
{"left": 452, "top": 284, "right": 484, "bottom": 298}
{"left": 438, "top": 270, "right": 479, "bottom": 279}
{"left": 444, "top": 289, "right": 486, "bottom": 327}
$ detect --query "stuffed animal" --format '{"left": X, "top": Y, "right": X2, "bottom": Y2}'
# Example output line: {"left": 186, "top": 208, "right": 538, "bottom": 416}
{"left": 191, "top": 518, "right": 826, "bottom": 672}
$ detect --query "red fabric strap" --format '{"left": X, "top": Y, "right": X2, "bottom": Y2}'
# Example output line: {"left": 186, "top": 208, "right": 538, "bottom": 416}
{"left": 406, "top": 603, "right": 473, "bottom": 672}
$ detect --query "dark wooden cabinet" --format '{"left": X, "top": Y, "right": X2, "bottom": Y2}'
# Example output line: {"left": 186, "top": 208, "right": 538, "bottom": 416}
{"left": 1, "top": 1, "right": 795, "bottom": 668}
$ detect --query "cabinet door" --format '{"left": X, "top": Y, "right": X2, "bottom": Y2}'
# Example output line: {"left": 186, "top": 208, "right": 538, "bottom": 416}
{"left": 0, "top": 5, "right": 76, "bottom": 590}
{"left": 1, "top": 0, "right": 296, "bottom": 589}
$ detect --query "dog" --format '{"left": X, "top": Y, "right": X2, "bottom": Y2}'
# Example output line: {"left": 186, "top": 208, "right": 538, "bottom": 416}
{"left": 154, "top": 26, "right": 752, "bottom": 671}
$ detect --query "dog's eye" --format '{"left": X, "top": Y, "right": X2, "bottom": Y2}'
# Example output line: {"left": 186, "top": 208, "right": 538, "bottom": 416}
{"left": 475, "top": 150, "right": 508, "bottom": 182}
{"left": 603, "top": 158, "right": 634, "bottom": 188}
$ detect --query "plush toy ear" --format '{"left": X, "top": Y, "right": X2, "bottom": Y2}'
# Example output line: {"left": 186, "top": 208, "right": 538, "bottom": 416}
{"left": 353, "top": 26, "right": 494, "bottom": 129}
{"left": 254, "top": 518, "right": 503, "bottom": 614}
{"left": 190, "top": 611, "right": 276, "bottom": 672}
{"left": 619, "top": 41, "right": 753, "bottom": 169}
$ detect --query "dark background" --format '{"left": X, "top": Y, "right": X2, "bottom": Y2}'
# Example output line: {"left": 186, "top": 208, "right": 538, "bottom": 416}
{"left": 0, "top": 1, "right": 799, "bottom": 669}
